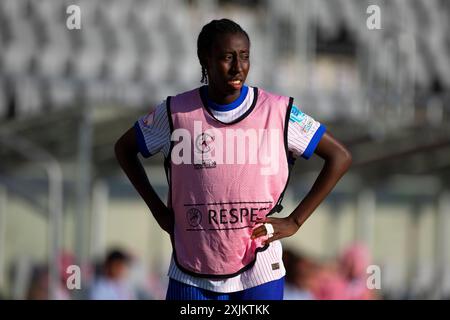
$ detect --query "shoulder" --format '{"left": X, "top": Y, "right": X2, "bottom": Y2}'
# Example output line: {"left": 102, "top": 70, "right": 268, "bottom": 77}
{"left": 171, "top": 87, "right": 202, "bottom": 100}
{"left": 140, "top": 100, "right": 168, "bottom": 127}
{"left": 169, "top": 87, "right": 204, "bottom": 113}
{"left": 255, "top": 87, "right": 292, "bottom": 105}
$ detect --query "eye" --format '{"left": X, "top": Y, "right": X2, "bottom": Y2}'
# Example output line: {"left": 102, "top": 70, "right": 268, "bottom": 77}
{"left": 240, "top": 53, "right": 250, "bottom": 60}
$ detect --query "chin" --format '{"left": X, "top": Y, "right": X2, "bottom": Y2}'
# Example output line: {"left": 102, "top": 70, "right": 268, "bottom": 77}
{"left": 226, "top": 83, "right": 244, "bottom": 93}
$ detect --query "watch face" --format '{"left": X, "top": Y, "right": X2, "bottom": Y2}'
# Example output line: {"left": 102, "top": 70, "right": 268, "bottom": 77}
{"left": 195, "top": 132, "right": 215, "bottom": 153}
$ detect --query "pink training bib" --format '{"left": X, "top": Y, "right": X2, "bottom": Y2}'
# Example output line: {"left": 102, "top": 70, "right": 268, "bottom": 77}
{"left": 167, "top": 87, "right": 293, "bottom": 277}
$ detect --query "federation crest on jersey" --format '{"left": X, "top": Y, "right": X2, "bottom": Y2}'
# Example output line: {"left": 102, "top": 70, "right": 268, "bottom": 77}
{"left": 195, "top": 132, "right": 215, "bottom": 153}
{"left": 186, "top": 208, "right": 202, "bottom": 227}
{"left": 194, "top": 132, "right": 217, "bottom": 169}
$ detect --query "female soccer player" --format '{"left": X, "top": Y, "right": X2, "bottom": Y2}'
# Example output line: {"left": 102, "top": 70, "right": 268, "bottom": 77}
{"left": 115, "top": 19, "right": 352, "bottom": 300}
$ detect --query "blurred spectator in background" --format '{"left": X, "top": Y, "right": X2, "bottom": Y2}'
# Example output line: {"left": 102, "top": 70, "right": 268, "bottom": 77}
{"left": 25, "top": 251, "right": 76, "bottom": 300}
{"left": 283, "top": 249, "right": 317, "bottom": 300}
{"left": 89, "top": 248, "right": 136, "bottom": 300}
{"left": 312, "top": 242, "right": 376, "bottom": 300}
{"left": 57, "top": 251, "right": 76, "bottom": 300}
{"left": 26, "top": 265, "right": 49, "bottom": 300}
{"left": 338, "top": 243, "right": 376, "bottom": 300}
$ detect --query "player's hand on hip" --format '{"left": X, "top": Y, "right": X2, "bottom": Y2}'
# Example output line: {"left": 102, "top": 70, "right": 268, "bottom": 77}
{"left": 251, "top": 216, "right": 300, "bottom": 246}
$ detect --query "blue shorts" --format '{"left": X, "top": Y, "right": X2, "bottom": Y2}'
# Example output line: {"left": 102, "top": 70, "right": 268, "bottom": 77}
{"left": 166, "top": 277, "right": 284, "bottom": 300}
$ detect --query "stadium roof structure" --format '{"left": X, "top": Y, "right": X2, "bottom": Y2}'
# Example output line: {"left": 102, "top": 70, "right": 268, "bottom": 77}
{"left": 1, "top": 102, "right": 449, "bottom": 188}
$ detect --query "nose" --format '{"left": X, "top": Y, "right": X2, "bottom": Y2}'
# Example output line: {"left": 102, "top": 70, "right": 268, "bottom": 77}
{"left": 231, "top": 56, "right": 243, "bottom": 74}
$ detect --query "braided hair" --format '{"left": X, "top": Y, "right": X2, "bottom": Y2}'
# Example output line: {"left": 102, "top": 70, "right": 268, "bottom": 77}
{"left": 197, "top": 19, "right": 250, "bottom": 84}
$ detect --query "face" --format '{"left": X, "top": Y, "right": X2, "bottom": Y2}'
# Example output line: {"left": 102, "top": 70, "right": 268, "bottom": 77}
{"left": 108, "top": 260, "right": 128, "bottom": 279}
{"left": 205, "top": 32, "right": 250, "bottom": 102}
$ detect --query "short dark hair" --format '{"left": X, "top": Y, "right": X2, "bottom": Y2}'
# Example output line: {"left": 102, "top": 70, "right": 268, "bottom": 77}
{"left": 197, "top": 19, "right": 250, "bottom": 84}
{"left": 105, "top": 249, "right": 130, "bottom": 266}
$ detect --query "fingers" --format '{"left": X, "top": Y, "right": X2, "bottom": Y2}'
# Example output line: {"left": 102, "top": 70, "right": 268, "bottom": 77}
{"left": 262, "top": 234, "right": 280, "bottom": 246}
{"left": 251, "top": 220, "right": 276, "bottom": 240}
{"left": 251, "top": 225, "right": 267, "bottom": 239}
{"left": 250, "top": 217, "right": 293, "bottom": 245}
{"left": 263, "top": 219, "right": 278, "bottom": 245}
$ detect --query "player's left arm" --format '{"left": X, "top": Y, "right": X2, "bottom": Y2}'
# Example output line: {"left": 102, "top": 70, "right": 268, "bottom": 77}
{"left": 251, "top": 131, "right": 352, "bottom": 244}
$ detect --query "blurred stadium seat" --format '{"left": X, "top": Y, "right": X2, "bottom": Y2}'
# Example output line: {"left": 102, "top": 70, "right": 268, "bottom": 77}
{"left": 0, "top": 0, "right": 447, "bottom": 118}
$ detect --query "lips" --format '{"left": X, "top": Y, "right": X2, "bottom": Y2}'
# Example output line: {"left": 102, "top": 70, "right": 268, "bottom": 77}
{"left": 228, "top": 79, "right": 243, "bottom": 89}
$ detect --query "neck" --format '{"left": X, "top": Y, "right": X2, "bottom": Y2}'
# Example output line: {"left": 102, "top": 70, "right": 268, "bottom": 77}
{"left": 207, "top": 84, "right": 241, "bottom": 105}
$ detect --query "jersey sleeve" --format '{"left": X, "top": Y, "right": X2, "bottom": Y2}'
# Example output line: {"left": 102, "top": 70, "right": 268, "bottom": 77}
{"left": 134, "top": 100, "right": 171, "bottom": 158}
{"left": 287, "top": 105, "right": 326, "bottom": 159}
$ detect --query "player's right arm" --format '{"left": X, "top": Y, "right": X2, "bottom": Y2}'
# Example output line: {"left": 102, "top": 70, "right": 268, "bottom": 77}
{"left": 114, "top": 109, "right": 173, "bottom": 234}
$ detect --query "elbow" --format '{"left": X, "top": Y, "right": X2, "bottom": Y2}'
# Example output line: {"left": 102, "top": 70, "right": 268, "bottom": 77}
{"left": 338, "top": 147, "right": 352, "bottom": 172}
{"left": 326, "top": 146, "right": 352, "bottom": 173}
